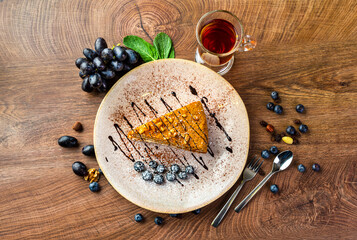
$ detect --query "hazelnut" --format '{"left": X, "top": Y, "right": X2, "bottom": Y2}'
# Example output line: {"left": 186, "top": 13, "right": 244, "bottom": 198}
{"left": 72, "top": 121, "right": 83, "bottom": 131}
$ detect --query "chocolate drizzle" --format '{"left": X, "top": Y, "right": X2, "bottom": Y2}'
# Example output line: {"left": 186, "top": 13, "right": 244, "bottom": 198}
{"left": 189, "top": 85, "right": 198, "bottom": 95}
{"left": 226, "top": 147, "right": 233, "bottom": 153}
{"left": 108, "top": 135, "right": 134, "bottom": 162}
{"left": 105, "top": 157, "right": 109, "bottom": 162}
{"left": 191, "top": 153, "right": 208, "bottom": 170}
{"left": 200, "top": 97, "right": 232, "bottom": 142}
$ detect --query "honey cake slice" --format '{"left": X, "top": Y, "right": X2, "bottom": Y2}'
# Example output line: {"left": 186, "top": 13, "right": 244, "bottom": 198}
{"left": 127, "top": 101, "right": 208, "bottom": 153}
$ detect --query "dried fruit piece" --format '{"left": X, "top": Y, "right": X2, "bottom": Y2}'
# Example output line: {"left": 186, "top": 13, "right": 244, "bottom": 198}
{"left": 266, "top": 124, "right": 275, "bottom": 133}
{"left": 72, "top": 121, "right": 83, "bottom": 131}
{"left": 282, "top": 136, "right": 293, "bottom": 144}
{"left": 294, "top": 119, "right": 302, "bottom": 125}
{"left": 260, "top": 121, "right": 268, "bottom": 127}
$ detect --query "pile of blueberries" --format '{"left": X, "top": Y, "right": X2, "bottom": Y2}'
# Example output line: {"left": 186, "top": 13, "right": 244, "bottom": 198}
{"left": 261, "top": 91, "right": 320, "bottom": 194}
{"left": 75, "top": 37, "right": 142, "bottom": 93}
{"left": 134, "top": 160, "right": 195, "bottom": 184}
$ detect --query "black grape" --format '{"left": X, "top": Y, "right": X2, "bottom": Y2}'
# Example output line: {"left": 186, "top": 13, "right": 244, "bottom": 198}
{"left": 110, "top": 60, "right": 124, "bottom": 72}
{"left": 95, "top": 37, "right": 108, "bottom": 54}
{"left": 125, "top": 49, "right": 139, "bottom": 65}
{"left": 89, "top": 73, "right": 102, "bottom": 88}
{"left": 83, "top": 48, "right": 98, "bottom": 61}
{"left": 101, "top": 48, "right": 114, "bottom": 62}
{"left": 80, "top": 62, "right": 95, "bottom": 75}
{"left": 93, "top": 57, "right": 106, "bottom": 71}
{"left": 98, "top": 79, "right": 108, "bottom": 92}
{"left": 100, "top": 68, "right": 115, "bottom": 79}
{"left": 113, "top": 46, "right": 127, "bottom": 61}
{"left": 82, "top": 77, "right": 94, "bottom": 92}
{"left": 123, "top": 64, "right": 132, "bottom": 72}
{"left": 75, "top": 58, "right": 87, "bottom": 69}
{"left": 79, "top": 71, "right": 86, "bottom": 79}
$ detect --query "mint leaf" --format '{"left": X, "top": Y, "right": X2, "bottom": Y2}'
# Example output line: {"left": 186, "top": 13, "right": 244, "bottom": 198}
{"left": 154, "top": 32, "right": 172, "bottom": 59}
{"left": 123, "top": 35, "right": 158, "bottom": 62}
{"left": 168, "top": 45, "right": 175, "bottom": 58}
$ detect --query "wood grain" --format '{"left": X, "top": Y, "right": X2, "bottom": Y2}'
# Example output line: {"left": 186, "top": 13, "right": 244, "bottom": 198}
{"left": 0, "top": 0, "right": 356, "bottom": 239}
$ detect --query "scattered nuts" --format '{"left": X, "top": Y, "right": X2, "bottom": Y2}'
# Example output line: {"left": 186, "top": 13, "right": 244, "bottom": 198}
{"left": 156, "top": 122, "right": 163, "bottom": 128}
{"left": 84, "top": 168, "right": 100, "bottom": 183}
{"left": 182, "top": 114, "right": 187, "bottom": 118}
{"left": 282, "top": 136, "right": 293, "bottom": 145}
{"left": 72, "top": 121, "right": 83, "bottom": 131}
{"left": 193, "top": 115, "right": 199, "bottom": 121}
{"left": 160, "top": 127, "right": 165, "bottom": 132}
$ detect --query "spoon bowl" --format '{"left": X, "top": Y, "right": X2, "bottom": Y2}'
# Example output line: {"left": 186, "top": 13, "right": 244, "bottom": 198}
{"left": 272, "top": 150, "right": 293, "bottom": 172}
{"left": 235, "top": 150, "right": 293, "bottom": 213}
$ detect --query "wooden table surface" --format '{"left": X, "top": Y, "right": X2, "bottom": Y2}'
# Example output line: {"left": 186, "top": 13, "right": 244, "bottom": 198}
{"left": 1, "top": 0, "right": 356, "bottom": 239}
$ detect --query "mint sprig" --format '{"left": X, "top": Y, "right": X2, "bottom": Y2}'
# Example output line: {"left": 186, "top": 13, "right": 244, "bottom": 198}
{"left": 123, "top": 32, "right": 175, "bottom": 62}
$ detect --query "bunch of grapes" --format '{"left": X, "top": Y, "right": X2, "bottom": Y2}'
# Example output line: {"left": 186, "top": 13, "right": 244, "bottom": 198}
{"left": 75, "top": 37, "right": 142, "bottom": 93}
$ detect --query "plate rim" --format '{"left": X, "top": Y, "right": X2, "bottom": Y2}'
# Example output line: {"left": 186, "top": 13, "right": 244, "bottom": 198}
{"left": 93, "top": 58, "right": 250, "bottom": 213}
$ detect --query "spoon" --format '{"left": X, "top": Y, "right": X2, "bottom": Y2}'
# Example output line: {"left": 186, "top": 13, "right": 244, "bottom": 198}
{"left": 234, "top": 150, "right": 293, "bottom": 213}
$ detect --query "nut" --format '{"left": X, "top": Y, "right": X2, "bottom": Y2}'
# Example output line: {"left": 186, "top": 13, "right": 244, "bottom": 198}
{"left": 184, "top": 134, "right": 190, "bottom": 142}
{"left": 156, "top": 122, "right": 162, "bottom": 127}
{"left": 160, "top": 127, "right": 165, "bottom": 132}
{"left": 84, "top": 168, "right": 100, "bottom": 183}
{"left": 168, "top": 118, "right": 173, "bottom": 123}
{"left": 138, "top": 127, "right": 146, "bottom": 134}
{"left": 193, "top": 115, "right": 199, "bottom": 121}
{"left": 260, "top": 121, "right": 268, "bottom": 127}
{"left": 266, "top": 124, "right": 275, "bottom": 133}
{"left": 72, "top": 121, "right": 83, "bottom": 131}
{"left": 182, "top": 114, "right": 187, "bottom": 118}
{"left": 282, "top": 136, "right": 293, "bottom": 145}
{"left": 170, "top": 129, "right": 176, "bottom": 134}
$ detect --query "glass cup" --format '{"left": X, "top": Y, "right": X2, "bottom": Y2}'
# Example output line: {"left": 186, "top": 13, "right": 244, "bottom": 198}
{"left": 195, "top": 10, "right": 256, "bottom": 75}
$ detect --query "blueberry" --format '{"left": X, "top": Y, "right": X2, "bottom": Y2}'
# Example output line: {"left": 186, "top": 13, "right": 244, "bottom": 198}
{"left": 89, "top": 182, "right": 100, "bottom": 192}
{"left": 296, "top": 104, "right": 305, "bottom": 113}
{"left": 134, "top": 214, "right": 143, "bottom": 222}
{"left": 156, "top": 164, "right": 166, "bottom": 173}
{"left": 178, "top": 171, "right": 188, "bottom": 179}
{"left": 134, "top": 161, "right": 145, "bottom": 172}
{"left": 72, "top": 161, "right": 87, "bottom": 176}
{"left": 149, "top": 160, "right": 158, "bottom": 169}
{"left": 154, "top": 216, "right": 164, "bottom": 225}
{"left": 170, "top": 214, "right": 179, "bottom": 217}
{"left": 153, "top": 174, "right": 164, "bottom": 184}
{"left": 166, "top": 172, "right": 176, "bottom": 181}
{"left": 312, "top": 163, "right": 320, "bottom": 172}
{"left": 286, "top": 126, "right": 296, "bottom": 135}
{"left": 58, "top": 136, "right": 78, "bottom": 148}
{"left": 298, "top": 164, "right": 306, "bottom": 172}
{"left": 270, "top": 146, "right": 279, "bottom": 154}
{"left": 261, "top": 150, "right": 270, "bottom": 159}
{"left": 170, "top": 164, "right": 180, "bottom": 174}
{"left": 271, "top": 91, "right": 279, "bottom": 100}
{"left": 185, "top": 165, "right": 194, "bottom": 174}
{"left": 270, "top": 184, "right": 279, "bottom": 193}
{"left": 266, "top": 102, "right": 275, "bottom": 111}
{"left": 192, "top": 209, "right": 201, "bottom": 214}
{"left": 299, "top": 124, "right": 308, "bottom": 133}
{"left": 142, "top": 170, "right": 153, "bottom": 181}
{"left": 274, "top": 105, "right": 283, "bottom": 114}
{"left": 82, "top": 145, "right": 95, "bottom": 156}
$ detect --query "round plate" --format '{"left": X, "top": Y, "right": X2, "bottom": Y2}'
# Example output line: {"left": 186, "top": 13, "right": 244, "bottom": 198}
{"left": 94, "top": 59, "right": 249, "bottom": 213}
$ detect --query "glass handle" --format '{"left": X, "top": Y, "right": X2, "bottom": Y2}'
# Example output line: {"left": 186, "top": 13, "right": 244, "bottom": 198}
{"left": 238, "top": 35, "right": 257, "bottom": 52}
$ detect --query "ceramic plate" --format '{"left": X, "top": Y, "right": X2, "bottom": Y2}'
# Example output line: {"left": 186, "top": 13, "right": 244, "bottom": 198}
{"left": 94, "top": 59, "right": 249, "bottom": 213}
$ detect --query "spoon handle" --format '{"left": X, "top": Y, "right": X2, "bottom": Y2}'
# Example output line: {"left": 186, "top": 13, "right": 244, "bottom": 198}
{"left": 234, "top": 172, "right": 274, "bottom": 213}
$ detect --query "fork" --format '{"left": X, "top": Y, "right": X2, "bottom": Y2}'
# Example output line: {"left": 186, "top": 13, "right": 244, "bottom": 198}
{"left": 211, "top": 156, "right": 264, "bottom": 227}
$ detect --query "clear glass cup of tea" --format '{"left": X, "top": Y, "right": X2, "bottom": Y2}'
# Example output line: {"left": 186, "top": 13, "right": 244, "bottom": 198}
{"left": 195, "top": 10, "right": 256, "bottom": 75}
